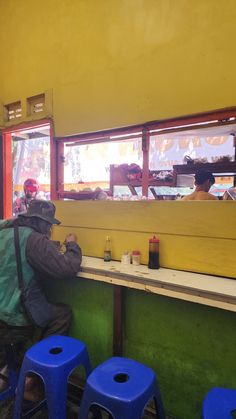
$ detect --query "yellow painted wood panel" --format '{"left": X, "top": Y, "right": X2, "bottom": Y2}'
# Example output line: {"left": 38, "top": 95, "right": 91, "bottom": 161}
{"left": 1, "top": 1, "right": 236, "bottom": 136}
{"left": 54, "top": 201, "right": 236, "bottom": 239}
{"left": 53, "top": 226, "right": 236, "bottom": 278}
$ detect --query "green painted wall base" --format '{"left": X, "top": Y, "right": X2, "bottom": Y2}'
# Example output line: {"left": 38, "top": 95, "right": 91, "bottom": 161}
{"left": 43, "top": 277, "right": 236, "bottom": 419}
{"left": 42, "top": 277, "right": 113, "bottom": 367}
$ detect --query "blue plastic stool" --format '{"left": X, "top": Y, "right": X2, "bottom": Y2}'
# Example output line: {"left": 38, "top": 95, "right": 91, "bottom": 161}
{"left": 13, "top": 335, "right": 92, "bottom": 419}
{"left": 0, "top": 344, "right": 18, "bottom": 402}
{"left": 202, "top": 387, "right": 236, "bottom": 419}
{"left": 79, "top": 356, "right": 165, "bottom": 419}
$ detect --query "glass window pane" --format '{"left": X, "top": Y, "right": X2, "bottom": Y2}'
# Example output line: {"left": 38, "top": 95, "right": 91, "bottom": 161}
{"left": 12, "top": 132, "right": 50, "bottom": 213}
{"left": 149, "top": 134, "right": 234, "bottom": 170}
{"left": 64, "top": 138, "right": 142, "bottom": 191}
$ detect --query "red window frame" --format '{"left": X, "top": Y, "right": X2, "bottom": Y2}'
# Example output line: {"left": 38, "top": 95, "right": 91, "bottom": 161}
{"left": 1, "top": 119, "right": 56, "bottom": 219}
{"left": 55, "top": 107, "right": 236, "bottom": 198}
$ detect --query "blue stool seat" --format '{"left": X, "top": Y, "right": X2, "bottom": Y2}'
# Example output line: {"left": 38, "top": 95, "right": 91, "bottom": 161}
{"left": 202, "top": 387, "right": 236, "bottom": 419}
{"left": 0, "top": 344, "right": 18, "bottom": 402}
{"left": 13, "top": 335, "right": 92, "bottom": 419}
{"left": 79, "top": 356, "right": 165, "bottom": 419}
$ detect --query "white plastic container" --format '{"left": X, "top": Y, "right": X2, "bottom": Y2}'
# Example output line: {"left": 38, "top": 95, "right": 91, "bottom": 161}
{"left": 121, "top": 251, "right": 131, "bottom": 265}
{"left": 132, "top": 250, "right": 141, "bottom": 266}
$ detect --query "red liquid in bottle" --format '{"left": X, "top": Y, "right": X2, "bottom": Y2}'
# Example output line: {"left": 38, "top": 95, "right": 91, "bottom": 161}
{"left": 148, "top": 236, "right": 160, "bottom": 269}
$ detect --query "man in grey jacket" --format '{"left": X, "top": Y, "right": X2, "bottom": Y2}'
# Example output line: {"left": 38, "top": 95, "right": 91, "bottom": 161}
{"left": 0, "top": 200, "right": 82, "bottom": 399}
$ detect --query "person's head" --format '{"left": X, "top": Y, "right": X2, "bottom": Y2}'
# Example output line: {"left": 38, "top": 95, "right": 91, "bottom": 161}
{"left": 23, "top": 178, "right": 39, "bottom": 200}
{"left": 194, "top": 170, "right": 215, "bottom": 192}
{"left": 19, "top": 199, "right": 60, "bottom": 236}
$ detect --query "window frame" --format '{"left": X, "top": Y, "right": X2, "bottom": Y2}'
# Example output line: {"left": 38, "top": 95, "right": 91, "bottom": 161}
{"left": 55, "top": 107, "right": 236, "bottom": 198}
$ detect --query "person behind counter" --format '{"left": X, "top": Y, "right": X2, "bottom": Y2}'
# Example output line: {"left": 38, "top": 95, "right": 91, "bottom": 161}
{"left": 0, "top": 199, "right": 82, "bottom": 400}
{"left": 181, "top": 170, "right": 218, "bottom": 201}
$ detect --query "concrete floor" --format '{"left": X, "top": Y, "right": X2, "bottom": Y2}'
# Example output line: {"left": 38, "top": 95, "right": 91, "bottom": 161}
{"left": 0, "top": 399, "right": 170, "bottom": 418}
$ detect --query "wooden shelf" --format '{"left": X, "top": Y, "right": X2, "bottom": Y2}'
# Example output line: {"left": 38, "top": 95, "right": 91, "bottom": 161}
{"left": 58, "top": 190, "right": 100, "bottom": 200}
{"left": 110, "top": 164, "right": 174, "bottom": 197}
{"left": 173, "top": 161, "right": 236, "bottom": 175}
{"left": 111, "top": 179, "right": 174, "bottom": 187}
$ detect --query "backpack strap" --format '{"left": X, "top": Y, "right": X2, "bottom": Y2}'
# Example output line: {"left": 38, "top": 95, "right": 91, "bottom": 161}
{"left": 14, "top": 225, "right": 25, "bottom": 294}
{"left": 13, "top": 226, "right": 34, "bottom": 324}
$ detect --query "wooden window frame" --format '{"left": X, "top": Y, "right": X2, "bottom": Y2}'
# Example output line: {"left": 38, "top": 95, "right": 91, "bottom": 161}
{"left": 55, "top": 107, "right": 236, "bottom": 198}
{"left": 1, "top": 119, "right": 55, "bottom": 218}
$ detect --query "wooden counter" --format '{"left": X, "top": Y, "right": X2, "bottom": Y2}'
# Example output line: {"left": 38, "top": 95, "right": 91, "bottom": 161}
{"left": 79, "top": 256, "right": 236, "bottom": 313}
{"left": 51, "top": 199, "right": 236, "bottom": 419}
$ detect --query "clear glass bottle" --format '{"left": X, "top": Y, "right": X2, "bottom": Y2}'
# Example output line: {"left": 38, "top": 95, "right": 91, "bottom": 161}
{"left": 104, "top": 236, "right": 112, "bottom": 262}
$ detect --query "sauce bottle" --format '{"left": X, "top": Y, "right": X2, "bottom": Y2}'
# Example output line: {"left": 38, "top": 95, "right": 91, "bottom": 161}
{"left": 104, "top": 236, "right": 112, "bottom": 262}
{"left": 148, "top": 236, "right": 160, "bottom": 269}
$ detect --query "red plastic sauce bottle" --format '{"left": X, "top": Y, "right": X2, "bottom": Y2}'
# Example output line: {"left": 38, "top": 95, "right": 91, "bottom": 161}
{"left": 148, "top": 236, "right": 160, "bottom": 269}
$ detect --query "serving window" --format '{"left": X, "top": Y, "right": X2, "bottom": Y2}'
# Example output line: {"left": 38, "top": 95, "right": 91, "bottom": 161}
{"left": 56, "top": 107, "right": 236, "bottom": 200}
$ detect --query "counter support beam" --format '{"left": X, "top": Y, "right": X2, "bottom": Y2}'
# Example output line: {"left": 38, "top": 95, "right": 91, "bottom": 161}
{"left": 113, "top": 285, "right": 123, "bottom": 356}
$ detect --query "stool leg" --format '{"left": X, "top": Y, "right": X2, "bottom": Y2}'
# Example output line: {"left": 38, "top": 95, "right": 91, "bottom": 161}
{"left": 13, "top": 369, "right": 28, "bottom": 419}
{"left": 0, "top": 369, "right": 18, "bottom": 402}
{"left": 44, "top": 375, "right": 68, "bottom": 419}
{"left": 0, "top": 344, "right": 18, "bottom": 402}
{"left": 154, "top": 389, "right": 165, "bottom": 419}
{"left": 79, "top": 391, "right": 111, "bottom": 419}
{"left": 8, "top": 368, "right": 18, "bottom": 395}
{"left": 78, "top": 386, "right": 92, "bottom": 419}
{"left": 79, "top": 347, "right": 92, "bottom": 377}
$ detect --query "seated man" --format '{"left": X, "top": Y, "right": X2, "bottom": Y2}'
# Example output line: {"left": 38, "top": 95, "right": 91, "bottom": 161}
{"left": 0, "top": 200, "right": 82, "bottom": 399}
{"left": 181, "top": 170, "right": 218, "bottom": 201}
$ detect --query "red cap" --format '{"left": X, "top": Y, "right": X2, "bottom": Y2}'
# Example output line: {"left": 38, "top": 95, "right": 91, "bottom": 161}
{"left": 24, "top": 178, "right": 39, "bottom": 193}
{"left": 149, "top": 235, "right": 160, "bottom": 243}
{"left": 132, "top": 250, "right": 140, "bottom": 255}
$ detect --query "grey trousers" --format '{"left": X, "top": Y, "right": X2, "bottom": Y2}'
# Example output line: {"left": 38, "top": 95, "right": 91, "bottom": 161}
{"left": 0, "top": 303, "right": 72, "bottom": 368}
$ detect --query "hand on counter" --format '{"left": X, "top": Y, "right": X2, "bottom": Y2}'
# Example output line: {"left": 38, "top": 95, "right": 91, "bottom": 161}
{"left": 65, "top": 233, "right": 78, "bottom": 243}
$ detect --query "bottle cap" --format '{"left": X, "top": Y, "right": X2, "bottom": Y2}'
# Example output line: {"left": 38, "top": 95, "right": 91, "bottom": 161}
{"left": 132, "top": 250, "right": 140, "bottom": 255}
{"left": 149, "top": 235, "right": 160, "bottom": 243}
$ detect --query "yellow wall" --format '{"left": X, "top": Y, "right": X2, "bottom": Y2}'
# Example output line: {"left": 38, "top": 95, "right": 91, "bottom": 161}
{"left": 0, "top": 0, "right": 236, "bottom": 136}
{"left": 53, "top": 200, "right": 236, "bottom": 279}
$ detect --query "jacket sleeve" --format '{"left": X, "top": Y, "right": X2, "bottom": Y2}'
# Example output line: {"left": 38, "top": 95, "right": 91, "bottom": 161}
{"left": 25, "top": 231, "right": 82, "bottom": 280}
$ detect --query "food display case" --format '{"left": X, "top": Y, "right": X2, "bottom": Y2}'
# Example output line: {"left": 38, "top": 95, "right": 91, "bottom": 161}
{"left": 109, "top": 164, "right": 175, "bottom": 198}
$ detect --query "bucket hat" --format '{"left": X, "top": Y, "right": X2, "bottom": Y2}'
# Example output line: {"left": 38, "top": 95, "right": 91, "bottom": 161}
{"left": 19, "top": 200, "right": 61, "bottom": 225}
